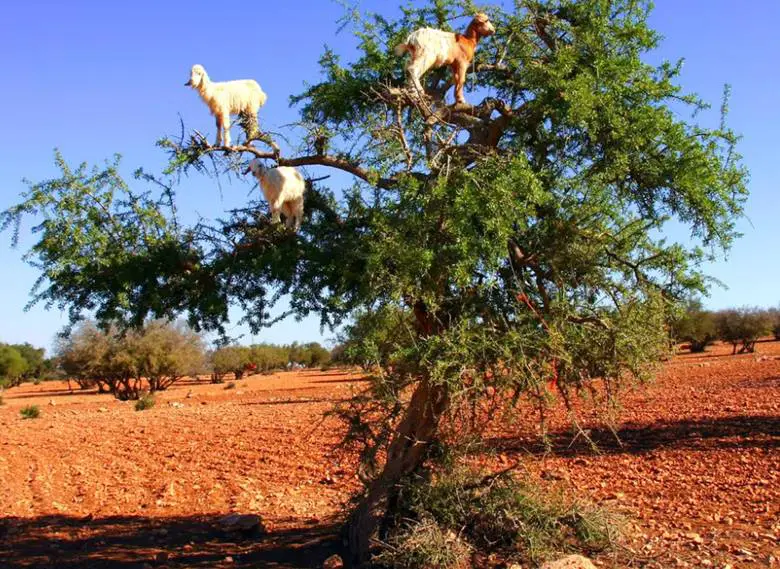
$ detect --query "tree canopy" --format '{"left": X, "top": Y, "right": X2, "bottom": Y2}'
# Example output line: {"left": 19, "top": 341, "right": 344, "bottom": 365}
{"left": 2, "top": 0, "right": 748, "bottom": 565}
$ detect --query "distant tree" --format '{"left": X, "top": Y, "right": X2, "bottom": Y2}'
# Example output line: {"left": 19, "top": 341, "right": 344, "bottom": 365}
{"left": 250, "top": 344, "right": 290, "bottom": 373}
{"left": 0, "top": 345, "right": 29, "bottom": 387}
{"left": 715, "top": 308, "right": 770, "bottom": 354}
{"left": 55, "top": 321, "right": 110, "bottom": 391}
{"left": 768, "top": 308, "right": 780, "bottom": 341}
{"left": 11, "top": 343, "right": 46, "bottom": 380}
{"left": 57, "top": 320, "right": 204, "bottom": 398}
{"left": 128, "top": 320, "right": 205, "bottom": 391}
{"left": 300, "top": 342, "right": 331, "bottom": 368}
{"left": 210, "top": 345, "right": 252, "bottom": 382}
{"left": 672, "top": 299, "right": 716, "bottom": 352}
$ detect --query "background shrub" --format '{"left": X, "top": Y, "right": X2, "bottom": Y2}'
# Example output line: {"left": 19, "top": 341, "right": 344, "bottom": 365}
{"left": 672, "top": 299, "right": 716, "bottom": 352}
{"left": 715, "top": 307, "right": 771, "bottom": 354}
{"left": 20, "top": 405, "right": 40, "bottom": 419}
{"left": 0, "top": 345, "right": 29, "bottom": 387}
{"left": 57, "top": 320, "right": 205, "bottom": 400}
{"left": 210, "top": 346, "right": 253, "bottom": 382}
{"left": 134, "top": 393, "right": 156, "bottom": 411}
{"left": 769, "top": 308, "right": 780, "bottom": 341}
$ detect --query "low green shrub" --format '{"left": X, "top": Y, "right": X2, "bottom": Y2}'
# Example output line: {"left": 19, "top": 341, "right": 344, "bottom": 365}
{"left": 20, "top": 405, "right": 40, "bottom": 419}
{"left": 134, "top": 393, "right": 156, "bottom": 411}
{"left": 377, "top": 467, "right": 620, "bottom": 568}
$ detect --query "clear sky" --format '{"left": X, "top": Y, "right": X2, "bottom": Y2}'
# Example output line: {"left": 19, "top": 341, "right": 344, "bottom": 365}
{"left": 1, "top": 1, "right": 778, "bottom": 354}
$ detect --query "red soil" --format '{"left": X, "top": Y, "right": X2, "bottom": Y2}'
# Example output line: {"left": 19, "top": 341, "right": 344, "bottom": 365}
{"left": 0, "top": 343, "right": 778, "bottom": 568}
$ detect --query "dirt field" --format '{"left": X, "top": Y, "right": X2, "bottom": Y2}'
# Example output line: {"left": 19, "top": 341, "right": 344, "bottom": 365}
{"left": 1, "top": 343, "right": 778, "bottom": 568}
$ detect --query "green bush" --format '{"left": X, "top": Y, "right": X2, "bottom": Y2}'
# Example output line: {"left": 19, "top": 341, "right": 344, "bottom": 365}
{"left": 210, "top": 345, "right": 253, "bottom": 382}
{"left": 378, "top": 467, "right": 620, "bottom": 568}
{"left": 769, "top": 308, "right": 780, "bottom": 341}
{"left": 375, "top": 517, "right": 471, "bottom": 569}
{"left": 134, "top": 393, "right": 156, "bottom": 411}
{"left": 715, "top": 308, "right": 771, "bottom": 354}
{"left": 0, "top": 345, "right": 29, "bottom": 387}
{"left": 57, "top": 320, "right": 205, "bottom": 399}
{"left": 20, "top": 405, "right": 40, "bottom": 419}
{"left": 10, "top": 343, "right": 46, "bottom": 382}
{"left": 672, "top": 299, "right": 716, "bottom": 353}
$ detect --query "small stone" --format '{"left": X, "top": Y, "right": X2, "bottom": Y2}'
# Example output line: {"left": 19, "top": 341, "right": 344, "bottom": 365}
{"left": 182, "top": 544, "right": 193, "bottom": 552}
{"left": 541, "top": 555, "right": 597, "bottom": 569}
{"left": 155, "top": 551, "right": 169, "bottom": 562}
{"left": 97, "top": 407, "right": 109, "bottom": 413}
{"left": 48, "top": 399, "right": 56, "bottom": 406}
{"left": 217, "top": 513, "right": 265, "bottom": 535}
{"left": 224, "top": 556, "right": 234, "bottom": 563}
{"left": 323, "top": 554, "right": 344, "bottom": 569}
{"left": 686, "top": 532, "right": 704, "bottom": 544}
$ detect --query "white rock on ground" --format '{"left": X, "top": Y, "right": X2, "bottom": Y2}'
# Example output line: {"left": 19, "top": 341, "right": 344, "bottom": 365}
{"left": 541, "top": 555, "right": 598, "bottom": 569}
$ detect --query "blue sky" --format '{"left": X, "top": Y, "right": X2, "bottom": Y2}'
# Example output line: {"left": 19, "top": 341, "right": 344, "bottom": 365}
{"left": 1, "top": 1, "right": 778, "bottom": 354}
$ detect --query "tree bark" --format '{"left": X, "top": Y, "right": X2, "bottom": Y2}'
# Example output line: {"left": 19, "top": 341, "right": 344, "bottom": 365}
{"left": 343, "top": 377, "right": 449, "bottom": 567}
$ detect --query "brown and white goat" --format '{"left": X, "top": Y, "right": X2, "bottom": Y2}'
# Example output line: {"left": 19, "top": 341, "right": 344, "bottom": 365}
{"left": 394, "top": 13, "right": 496, "bottom": 104}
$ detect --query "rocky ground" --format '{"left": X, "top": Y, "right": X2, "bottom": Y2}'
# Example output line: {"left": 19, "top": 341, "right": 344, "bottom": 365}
{"left": 0, "top": 342, "right": 777, "bottom": 568}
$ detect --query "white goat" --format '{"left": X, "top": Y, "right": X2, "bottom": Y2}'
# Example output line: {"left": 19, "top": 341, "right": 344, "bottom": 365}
{"left": 243, "top": 159, "right": 306, "bottom": 231}
{"left": 395, "top": 13, "right": 496, "bottom": 104}
{"left": 185, "top": 64, "right": 268, "bottom": 147}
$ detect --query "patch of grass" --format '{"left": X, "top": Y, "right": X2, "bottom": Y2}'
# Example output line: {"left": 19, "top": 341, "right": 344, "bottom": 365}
{"left": 379, "top": 466, "right": 621, "bottom": 568}
{"left": 20, "top": 405, "right": 41, "bottom": 419}
{"left": 375, "top": 517, "right": 470, "bottom": 569}
{"left": 224, "top": 381, "right": 236, "bottom": 390}
{"left": 134, "top": 393, "right": 156, "bottom": 411}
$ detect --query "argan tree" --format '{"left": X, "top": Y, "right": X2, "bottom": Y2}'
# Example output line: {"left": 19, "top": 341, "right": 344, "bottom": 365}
{"left": 0, "top": 345, "right": 29, "bottom": 388}
{"left": 2, "top": 1, "right": 747, "bottom": 565}
{"left": 672, "top": 298, "right": 716, "bottom": 352}
{"left": 715, "top": 307, "right": 770, "bottom": 354}
{"left": 56, "top": 320, "right": 204, "bottom": 398}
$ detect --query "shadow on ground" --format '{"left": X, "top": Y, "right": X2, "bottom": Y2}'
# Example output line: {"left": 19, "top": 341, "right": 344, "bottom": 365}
{"left": 0, "top": 514, "right": 342, "bottom": 569}
{"left": 488, "top": 414, "right": 780, "bottom": 457}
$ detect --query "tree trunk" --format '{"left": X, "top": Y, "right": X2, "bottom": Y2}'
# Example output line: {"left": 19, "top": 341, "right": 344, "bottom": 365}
{"left": 343, "top": 378, "right": 449, "bottom": 568}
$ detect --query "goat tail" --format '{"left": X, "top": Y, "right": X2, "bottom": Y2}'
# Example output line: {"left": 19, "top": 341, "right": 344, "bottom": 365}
{"left": 394, "top": 43, "right": 412, "bottom": 57}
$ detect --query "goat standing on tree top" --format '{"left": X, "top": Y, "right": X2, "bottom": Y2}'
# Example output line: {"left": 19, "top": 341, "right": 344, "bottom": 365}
{"left": 185, "top": 64, "right": 267, "bottom": 147}
{"left": 395, "top": 13, "right": 496, "bottom": 104}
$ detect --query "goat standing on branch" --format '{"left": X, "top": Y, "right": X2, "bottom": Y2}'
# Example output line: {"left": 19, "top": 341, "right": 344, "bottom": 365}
{"left": 185, "top": 64, "right": 268, "bottom": 147}
{"left": 244, "top": 159, "right": 306, "bottom": 231}
{"left": 394, "top": 13, "right": 496, "bottom": 104}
